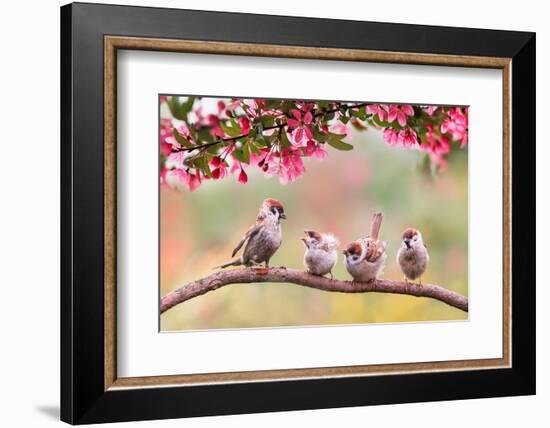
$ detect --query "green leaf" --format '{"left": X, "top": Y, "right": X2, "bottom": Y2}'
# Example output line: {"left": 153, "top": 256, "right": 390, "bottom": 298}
{"left": 180, "top": 96, "right": 196, "bottom": 117}
{"left": 350, "top": 107, "right": 367, "bottom": 121}
{"left": 249, "top": 142, "right": 261, "bottom": 155}
{"left": 233, "top": 144, "right": 250, "bottom": 164}
{"left": 339, "top": 115, "right": 350, "bottom": 124}
{"left": 167, "top": 96, "right": 196, "bottom": 121}
{"left": 230, "top": 117, "right": 242, "bottom": 133}
{"left": 327, "top": 134, "right": 353, "bottom": 151}
{"left": 167, "top": 97, "right": 185, "bottom": 121}
{"left": 261, "top": 115, "right": 275, "bottom": 128}
{"left": 317, "top": 101, "right": 330, "bottom": 110}
{"left": 372, "top": 115, "right": 389, "bottom": 128}
{"left": 280, "top": 129, "right": 292, "bottom": 149}
{"left": 220, "top": 121, "right": 241, "bottom": 138}
{"left": 312, "top": 126, "right": 329, "bottom": 142}
{"left": 265, "top": 99, "right": 281, "bottom": 110}
{"left": 172, "top": 128, "right": 193, "bottom": 148}
{"left": 201, "top": 155, "right": 213, "bottom": 178}
{"left": 197, "top": 128, "right": 214, "bottom": 144}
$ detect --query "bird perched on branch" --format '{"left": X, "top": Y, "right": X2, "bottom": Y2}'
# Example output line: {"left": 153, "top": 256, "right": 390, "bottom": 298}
{"left": 343, "top": 212, "right": 387, "bottom": 282}
{"left": 397, "top": 228, "right": 429, "bottom": 284}
{"left": 301, "top": 230, "right": 339, "bottom": 278}
{"left": 217, "top": 198, "right": 286, "bottom": 269}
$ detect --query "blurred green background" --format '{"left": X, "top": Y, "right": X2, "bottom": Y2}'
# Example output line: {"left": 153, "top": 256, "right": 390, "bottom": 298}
{"left": 160, "top": 105, "right": 468, "bottom": 331}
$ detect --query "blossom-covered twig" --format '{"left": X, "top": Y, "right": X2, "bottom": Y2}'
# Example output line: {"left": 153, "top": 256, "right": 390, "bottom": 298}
{"left": 160, "top": 97, "right": 469, "bottom": 191}
{"left": 160, "top": 267, "right": 468, "bottom": 314}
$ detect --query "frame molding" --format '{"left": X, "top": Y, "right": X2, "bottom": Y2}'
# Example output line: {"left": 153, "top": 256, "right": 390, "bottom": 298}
{"left": 62, "top": 2, "right": 535, "bottom": 424}
{"left": 104, "top": 35, "right": 512, "bottom": 391}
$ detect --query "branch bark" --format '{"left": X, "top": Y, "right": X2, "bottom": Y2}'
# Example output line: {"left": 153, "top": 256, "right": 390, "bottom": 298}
{"left": 173, "top": 102, "right": 370, "bottom": 152}
{"left": 160, "top": 267, "right": 468, "bottom": 314}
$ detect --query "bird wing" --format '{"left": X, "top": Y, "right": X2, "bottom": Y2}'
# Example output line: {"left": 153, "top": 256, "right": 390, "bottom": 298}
{"left": 365, "top": 239, "right": 386, "bottom": 263}
{"left": 231, "top": 222, "right": 262, "bottom": 258}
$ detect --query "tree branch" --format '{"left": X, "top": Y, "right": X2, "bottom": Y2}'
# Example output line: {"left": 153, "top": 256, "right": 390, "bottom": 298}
{"left": 160, "top": 267, "right": 468, "bottom": 314}
{"left": 173, "top": 102, "right": 371, "bottom": 153}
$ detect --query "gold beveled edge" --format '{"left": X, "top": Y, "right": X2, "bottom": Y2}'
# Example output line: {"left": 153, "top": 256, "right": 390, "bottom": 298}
{"left": 502, "top": 62, "right": 512, "bottom": 368}
{"left": 103, "top": 35, "right": 513, "bottom": 391}
{"left": 110, "top": 357, "right": 507, "bottom": 390}
{"left": 105, "top": 35, "right": 510, "bottom": 69}
{"left": 104, "top": 37, "right": 117, "bottom": 390}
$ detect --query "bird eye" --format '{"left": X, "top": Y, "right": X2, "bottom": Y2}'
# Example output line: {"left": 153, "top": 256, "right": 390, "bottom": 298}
{"left": 271, "top": 207, "right": 277, "bottom": 215}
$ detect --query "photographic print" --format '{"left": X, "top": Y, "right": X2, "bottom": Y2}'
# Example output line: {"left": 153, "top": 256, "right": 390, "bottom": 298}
{"left": 159, "top": 95, "right": 469, "bottom": 331}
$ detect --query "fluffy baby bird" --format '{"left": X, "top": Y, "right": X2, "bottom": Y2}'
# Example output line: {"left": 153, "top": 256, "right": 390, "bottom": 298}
{"left": 396, "top": 228, "right": 429, "bottom": 284}
{"left": 343, "top": 212, "right": 387, "bottom": 282}
{"left": 218, "top": 198, "right": 286, "bottom": 269}
{"left": 301, "top": 230, "right": 339, "bottom": 278}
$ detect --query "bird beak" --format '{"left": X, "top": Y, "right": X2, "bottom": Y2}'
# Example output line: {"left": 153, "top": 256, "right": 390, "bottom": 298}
{"left": 404, "top": 239, "right": 411, "bottom": 249}
{"left": 280, "top": 212, "right": 287, "bottom": 220}
{"left": 342, "top": 250, "right": 348, "bottom": 256}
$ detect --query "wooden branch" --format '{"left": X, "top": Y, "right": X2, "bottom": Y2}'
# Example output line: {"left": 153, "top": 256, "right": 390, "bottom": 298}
{"left": 173, "top": 102, "right": 371, "bottom": 153}
{"left": 160, "top": 267, "right": 468, "bottom": 314}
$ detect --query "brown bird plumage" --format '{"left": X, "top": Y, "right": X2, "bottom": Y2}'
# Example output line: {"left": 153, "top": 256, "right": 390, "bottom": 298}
{"left": 396, "top": 227, "right": 429, "bottom": 283}
{"left": 343, "top": 212, "right": 387, "bottom": 282}
{"left": 218, "top": 198, "right": 286, "bottom": 269}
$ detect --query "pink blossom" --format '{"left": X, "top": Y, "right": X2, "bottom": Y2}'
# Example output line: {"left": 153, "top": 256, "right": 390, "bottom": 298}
{"left": 209, "top": 156, "right": 228, "bottom": 180}
{"left": 441, "top": 107, "right": 468, "bottom": 147}
{"left": 383, "top": 128, "right": 400, "bottom": 145}
{"left": 287, "top": 109, "right": 313, "bottom": 144}
{"left": 188, "top": 173, "right": 201, "bottom": 191}
{"left": 159, "top": 95, "right": 168, "bottom": 104}
{"left": 167, "top": 151, "right": 187, "bottom": 168}
{"left": 366, "top": 104, "right": 388, "bottom": 122}
{"left": 265, "top": 147, "right": 306, "bottom": 185}
{"left": 388, "top": 104, "right": 415, "bottom": 127}
{"left": 160, "top": 118, "right": 174, "bottom": 156}
{"left": 242, "top": 99, "right": 266, "bottom": 119}
{"left": 425, "top": 105, "right": 438, "bottom": 116}
{"left": 164, "top": 123, "right": 194, "bottom": 151}
{"left": 166, "top": 168, "right": 201, "bottom": 192}
{"left": 238, "top": 168, "right": 248, "bottom": 184}
{"left": 331, "top": 122, "right": 348, "bottom": 136}
{"left": 280, "top": 148, "right": 306, "bottom": 184}
{"left": 306, "top": 140, "right": 328, "bottom": 159}
{"left": 238, "top": 117, "right": 251, "bottom": 135}
{"left": 399, "top": 128, "right": 418, "bottom": 146}
{"left": 176, "top": 123, "right": 191, "bottom": 137}
{"left": 164, "top": 136, "right": 180, "bottom": 150}
{"left": 423, "top": 125, "right": 451, "bottom": 155}
{"left": 420, "top": 125, "right": 451, "bottom": 170}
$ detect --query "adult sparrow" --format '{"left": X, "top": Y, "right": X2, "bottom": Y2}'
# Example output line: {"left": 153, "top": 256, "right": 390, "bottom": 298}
{"left": 396, "top": 228, "right": 429, "bottom": 284}
{"left": 218, "top": 198, "right": 286, "bottom": 269}
{"left": 343, "top": 212, "right": 387, "bottom": 282}
{"left": 301, "top": 230, "right": 339, "bottom": 278}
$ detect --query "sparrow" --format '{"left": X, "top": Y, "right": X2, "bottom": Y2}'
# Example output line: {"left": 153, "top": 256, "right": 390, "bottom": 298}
{"left": 343, "top": 212, "right": 387, "bottom": 282}
{"left": 218, "top": 198, "right": 286, "bottom": 269}
{"left": 396, "top": 228, "right": 429, "bottom": 284}
{"left": 301, "top": 230, "right": 339, "bottom": 278}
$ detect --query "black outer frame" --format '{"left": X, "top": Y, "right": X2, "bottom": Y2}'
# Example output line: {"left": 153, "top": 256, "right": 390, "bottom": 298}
{"left": 60, "top": 2, "right": 535, "bottom": 424}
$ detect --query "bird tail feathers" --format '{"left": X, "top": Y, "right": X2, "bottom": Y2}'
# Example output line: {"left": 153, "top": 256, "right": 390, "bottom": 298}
{"left": 215, "top": 258, "right": 242, "bottom": 269}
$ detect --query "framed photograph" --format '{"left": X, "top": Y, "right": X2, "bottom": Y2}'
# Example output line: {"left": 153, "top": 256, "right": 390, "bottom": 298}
{"left": 61, "top": 2, "right": 535, "bottom": 424}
